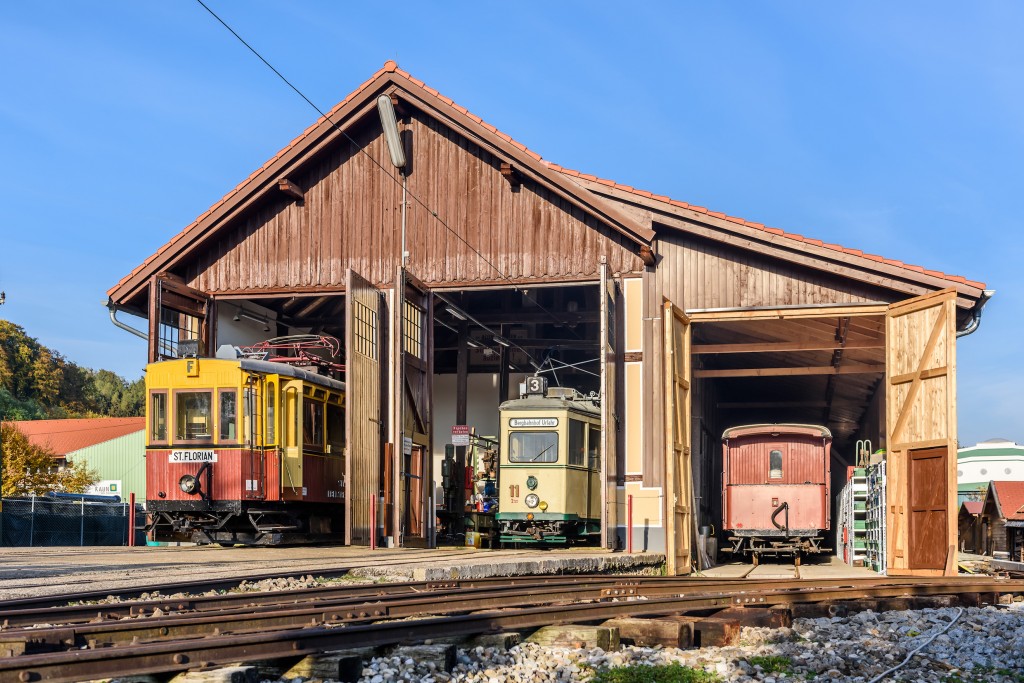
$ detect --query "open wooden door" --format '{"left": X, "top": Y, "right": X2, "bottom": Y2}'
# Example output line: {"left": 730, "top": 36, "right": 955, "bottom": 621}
{"left": 148, "top": 275, "right": 212, "bottom": 362}
{"left": 663, "top": 300, "right": 693, "bottom": 575}
{"left": 885, "top": 288, "right": 958, "bottom": 576}
{"left": 345, "top": 269, "right": 385, "bottom": 546}
{"left": 599, "top": 262, "right": 620, "bottom": 549}
{"left": 392, "top": 268, "right": 434, "bottom": 548}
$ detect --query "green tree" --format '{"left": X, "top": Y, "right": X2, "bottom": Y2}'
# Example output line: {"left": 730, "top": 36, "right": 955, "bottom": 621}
{"left": 1, "top": 422, "right": 98, "bottom": 496}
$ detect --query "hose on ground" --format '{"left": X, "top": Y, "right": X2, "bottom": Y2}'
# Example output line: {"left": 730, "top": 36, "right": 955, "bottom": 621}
{"left": 867, "top": 607, "right": 965, "bottom": 683}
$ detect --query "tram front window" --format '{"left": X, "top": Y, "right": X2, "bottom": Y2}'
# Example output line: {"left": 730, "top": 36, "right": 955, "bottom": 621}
{"left": 176, "top": 391, "right": 212, "bottom": 441}
{"left": 509, "top": 431, "right": 558, "bottom": 463}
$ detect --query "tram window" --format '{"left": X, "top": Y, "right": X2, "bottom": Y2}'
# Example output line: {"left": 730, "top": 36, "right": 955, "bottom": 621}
{"left": 588, "top": 424, "right": 601, "bottom": 468}
{"left": 568, "top": 420, "right": 585, "bottom": 466}
{"left": 509, "top": 431, "right": 558, "bottom": 463}
{"left": 769, "top": 449, "right": 783, "bottom": 479}
{"left": 326, "top": 403, "right": 344, "bottom": 455}
{"left": 266, "top": 382, "right": 276, "bottom": 444}
{"left": 219, "top": 390, "right": 237, "bottom": 442}
{"left": 304, "top": 400, "right": 324, "bottom": 451}
{"left": 150, "top": 392, "right": 167, "bottom": 443}
{"left": 286, "top": 387, "right": 298, "bottom": 448}
{"left": 176, "top": 391, "right": 212, "bottom": 441}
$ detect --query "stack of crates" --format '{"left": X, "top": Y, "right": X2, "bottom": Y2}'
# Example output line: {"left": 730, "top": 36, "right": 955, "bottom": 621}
{"left": 836, "top": 481, "right": 851, "bottom": 563}
{"left": 865, "top": 460, "right": 887, "bottom": 574}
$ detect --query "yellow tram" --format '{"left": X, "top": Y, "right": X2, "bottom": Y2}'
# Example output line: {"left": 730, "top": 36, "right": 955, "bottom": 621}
{"left": 496, "top": 376, "right": 602, "bottom": 545}
{"left": 145, "top": 339, "right": 346, "bottom": 545}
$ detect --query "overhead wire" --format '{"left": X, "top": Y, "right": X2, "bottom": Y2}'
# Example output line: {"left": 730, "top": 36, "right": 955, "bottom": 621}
{"left": 194, "top": 0, "right": 597, "bottom": 356}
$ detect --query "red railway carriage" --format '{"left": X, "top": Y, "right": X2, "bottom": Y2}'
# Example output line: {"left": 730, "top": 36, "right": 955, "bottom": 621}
{"left": 721, "top": 424, "right": 832, "bottom": 565}
{"left": 146, "top": 351, "right": 346, "bottom": 545}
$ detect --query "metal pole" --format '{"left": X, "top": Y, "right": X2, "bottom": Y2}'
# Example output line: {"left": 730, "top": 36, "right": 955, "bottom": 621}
{"left": 29, "top": 495, "right": 35, "bottom": 547}
{"left": 128, "top": 492, "right": 136, "bottom": 547}
{"left": 627, "top": 495, "right": 633, "bottom": 554}
{"left": 370, "top": 496, "right": 377, "bottom": 551}
{"left": 80, "top": 498, "right": 85, "bottom": 546}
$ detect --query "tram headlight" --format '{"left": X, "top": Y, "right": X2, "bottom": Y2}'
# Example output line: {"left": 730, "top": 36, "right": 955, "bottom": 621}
{"left": 526, "top": 476, "right": 538, "bottom": 490}
{"left": 525, "top": 493, "right": 540, "bottom": 508}
{"left": 179, "top": 474, "right": 200, "bottom": 495}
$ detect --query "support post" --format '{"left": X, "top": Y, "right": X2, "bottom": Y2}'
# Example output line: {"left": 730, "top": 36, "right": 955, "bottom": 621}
{"left": 455, "top": 320, "right": 469, "bottom": 526}
{"left": 370, "top": 496, "right": 377, "bottom": 551}
{"left": 627, "top": 494, "right": 633, "bottom": 554}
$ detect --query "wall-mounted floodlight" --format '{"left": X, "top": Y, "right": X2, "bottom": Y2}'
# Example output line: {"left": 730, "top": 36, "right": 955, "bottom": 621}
{"left": 377, "top": 94, "right": 406, "bottom": 169}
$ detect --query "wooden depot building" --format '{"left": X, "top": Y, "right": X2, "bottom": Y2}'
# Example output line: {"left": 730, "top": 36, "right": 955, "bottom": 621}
{"left": 107, "top": 61, "right": 992, "bottom": 576}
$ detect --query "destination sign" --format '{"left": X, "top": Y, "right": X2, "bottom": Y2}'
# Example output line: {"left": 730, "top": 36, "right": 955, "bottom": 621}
{"left": 509, "top": 418, "right": 558, "bottom": 428}
{"left": 170, "top": 450, "right": 218, "bottom": 463}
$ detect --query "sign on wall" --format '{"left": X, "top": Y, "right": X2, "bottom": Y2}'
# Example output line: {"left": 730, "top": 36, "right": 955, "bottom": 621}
{"left": 451, "top": 425, "right": 470, "bottom": 446}
{"left": 86, "top": 480, "right": 122, "bottom": 496}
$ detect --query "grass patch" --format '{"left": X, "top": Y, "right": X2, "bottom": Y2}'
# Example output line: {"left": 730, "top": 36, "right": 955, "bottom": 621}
{"left": 747, "top": 655, "right": 792, "bottom": 674}
{"left": 589, "top": 662, "right": 720, "bottom": 683}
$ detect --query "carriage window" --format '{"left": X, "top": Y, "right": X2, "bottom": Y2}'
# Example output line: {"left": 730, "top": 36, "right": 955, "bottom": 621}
{"left": 266, "top": 382, "right": 276, "bottom": 444}
{"left": 508, "top": 431, "right": 558, "bottom": 463}
{"left": 150, "top": 392, "right": 167, "bottom": 442}
{"left": 286, "top": 387, "right": 299, "bottom": 448}
{"left": 219, "top": 390, "right": 237, "bottom": 442}
{"left": 304, "top": 400, "right": 324, "bottom": 451}
{"left": 326, "top": 403, "right": 344, "bottom": 455}
{"left": 176, "top": 391, "right": 212, "bottom": 441}
{"left": 769, "top": 449, "right": 783, "bottom": 479}
{"left": 568, "top": 420, "right": 586, "bottom": 466}
{"left": 588, "top": 424, "right": 601, "bottom": 467}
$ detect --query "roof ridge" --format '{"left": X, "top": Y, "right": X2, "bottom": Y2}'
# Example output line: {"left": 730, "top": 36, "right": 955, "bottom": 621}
{"left": 547, "top": 162, "right": 987, "bottom": 291}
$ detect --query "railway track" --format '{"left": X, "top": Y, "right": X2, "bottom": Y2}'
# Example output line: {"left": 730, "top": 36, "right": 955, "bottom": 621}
{"left": 1, "top": 574, "right": 1021, "bottom": 683}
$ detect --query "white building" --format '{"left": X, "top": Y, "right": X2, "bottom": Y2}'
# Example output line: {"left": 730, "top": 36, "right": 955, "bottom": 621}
{"left": 958, "top": 439, "right": 1024, "bottom": 504}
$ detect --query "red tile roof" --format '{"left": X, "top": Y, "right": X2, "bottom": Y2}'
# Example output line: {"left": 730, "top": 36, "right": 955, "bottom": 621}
{"left": 10, "top": 418, "right": 144, "bottom": 457}
{"left": 991, "top": 481, "right": 1024, "bottom": 520}
{"left": 961, "top": 501, "right": 983, "bottom": 515}
{"left": 108, "top": 61, "right": 986, "bottom": 298}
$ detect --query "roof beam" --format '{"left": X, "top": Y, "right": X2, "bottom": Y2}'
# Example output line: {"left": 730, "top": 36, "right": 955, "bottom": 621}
{"left": 278, "top": 178, "right": 305, "bottom": 203}
{"left": 694, "top": 363, "right": 884, "bottom": 379}
{"left": 692, "top": 338, "right": 883, "bottom": 355}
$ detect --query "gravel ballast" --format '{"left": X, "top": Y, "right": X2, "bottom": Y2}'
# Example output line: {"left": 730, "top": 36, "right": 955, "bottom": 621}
{"left": 344, "top": 603, "right": 1024, "bottom": 683}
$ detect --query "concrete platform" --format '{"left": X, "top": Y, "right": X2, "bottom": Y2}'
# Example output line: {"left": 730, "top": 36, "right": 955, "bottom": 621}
{"left": 0, "top": 545, "right": 665, "bottom": 601}
{"left": 699, "top": 555, "right": 879, "bottom": 580}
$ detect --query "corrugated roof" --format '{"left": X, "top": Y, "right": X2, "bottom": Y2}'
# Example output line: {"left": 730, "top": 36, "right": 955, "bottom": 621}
{"left": 108, "top": 61, "right": 986, "bottom": 301}
{"left": 10, "top": 418, "right": 144, "bottom": 457}
{"left": 991, "top": 481, "right": 1024, "bottom": 521}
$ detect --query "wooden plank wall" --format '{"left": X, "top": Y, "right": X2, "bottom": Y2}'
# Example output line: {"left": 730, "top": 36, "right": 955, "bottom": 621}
{"left": 183, "top": 114, "right": 642, "bottom": 295}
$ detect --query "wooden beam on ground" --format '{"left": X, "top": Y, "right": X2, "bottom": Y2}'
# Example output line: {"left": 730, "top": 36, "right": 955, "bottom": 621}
{"left": 695, "top": 364, "right": 884, "bottom": 379}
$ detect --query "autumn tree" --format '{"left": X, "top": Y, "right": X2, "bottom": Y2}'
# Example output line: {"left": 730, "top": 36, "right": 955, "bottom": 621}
{"left": 0, "top": 422, "right": 98, "bottom": 497}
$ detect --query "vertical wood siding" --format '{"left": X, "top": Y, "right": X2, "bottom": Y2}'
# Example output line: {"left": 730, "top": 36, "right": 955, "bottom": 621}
{"left": 184, "top": 114, "right": 642, "bottom": 293}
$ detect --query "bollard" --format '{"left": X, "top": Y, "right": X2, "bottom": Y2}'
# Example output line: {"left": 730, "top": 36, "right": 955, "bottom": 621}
{"left": 370, "top": 496, "right": 377, "bottom": 550}
{"left": 627, "top": 495, "right": 633, "bottom": 553}
{"left": 128, "top": 493, "right": 136, "bottom": 547}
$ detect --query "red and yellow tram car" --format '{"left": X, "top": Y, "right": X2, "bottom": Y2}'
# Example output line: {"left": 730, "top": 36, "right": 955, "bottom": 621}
{"left": 721, "top": 423, "right": 831, "bottom": 564}
{"left": 146, "top": 351, "right": 346, "bottom": 545}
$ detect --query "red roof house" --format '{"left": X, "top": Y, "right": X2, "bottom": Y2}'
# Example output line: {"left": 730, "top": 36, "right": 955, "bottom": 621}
{"left": 11, "top": 418, "right": 145, "bottom": 466}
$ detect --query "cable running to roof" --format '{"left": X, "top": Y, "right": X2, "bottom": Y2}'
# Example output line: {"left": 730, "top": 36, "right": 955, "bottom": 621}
{"left": 193, "top": 0, "right": 591, "bottom": 346}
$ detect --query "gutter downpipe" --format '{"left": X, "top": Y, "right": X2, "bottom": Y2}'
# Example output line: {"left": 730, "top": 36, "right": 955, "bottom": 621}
{"left": 107, "top": 304, "right": 149, "bottom": 341}
{"left": 956, "top": 289, "right": 995, "bottom": 338}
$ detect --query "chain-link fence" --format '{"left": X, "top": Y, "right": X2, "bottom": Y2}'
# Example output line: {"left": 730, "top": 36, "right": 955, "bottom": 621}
{"left": 0, "top": 496, "right": 146, "bottom": 547}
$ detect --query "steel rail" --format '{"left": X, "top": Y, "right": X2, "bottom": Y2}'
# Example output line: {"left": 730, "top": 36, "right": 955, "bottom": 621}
{"left": 0, "top": 574, "right": 989, "bottom": 629}
{"left": 2, "top": 578, "right": 1020, "bottom": 683}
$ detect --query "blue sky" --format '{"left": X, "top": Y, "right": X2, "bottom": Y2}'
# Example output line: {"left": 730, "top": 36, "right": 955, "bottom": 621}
{"left": 0, "top": 2, "right": 1020, "bottom": 445}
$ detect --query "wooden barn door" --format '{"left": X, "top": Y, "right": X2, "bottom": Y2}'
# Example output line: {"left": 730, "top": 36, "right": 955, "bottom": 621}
{"left": 345, "top": 269, "right": 385, "bottom": 546}
{"left": 393, "top": 268, "right": 434, "bottom": 548}
{"left": 663, "top": 300, "right": 694, "bottom": 575}
{"left": 600, "top": 262, "right": 620, "bottom": 549}
{"left": 148, "top": 276, "right": 212, "bottom": 362}
{"left": 886, "top": 288, "right": 958, "bottom": 575}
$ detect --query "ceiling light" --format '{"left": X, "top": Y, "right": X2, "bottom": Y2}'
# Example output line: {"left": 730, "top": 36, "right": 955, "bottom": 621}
{"left": 494, "top": 336, "right": 511, "bottom": 348}
{"left": 448, "top": 308, "right": 467, "bottom": 321}
{"left": 233, "top": 309, "right": 241, "bottom": 322}
{"left": 467, "top": 339, "right": 481, "bottom": 349}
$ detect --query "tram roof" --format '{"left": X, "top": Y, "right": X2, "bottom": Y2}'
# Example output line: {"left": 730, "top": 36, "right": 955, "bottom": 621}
{"left": 722, "top": 423, "right": 832, "bottom": 440}
{"left": 237, "top": 358, "right": 346, "bottom": 393}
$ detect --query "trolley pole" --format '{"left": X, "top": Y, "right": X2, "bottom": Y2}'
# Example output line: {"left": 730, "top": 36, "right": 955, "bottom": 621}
{"left": 627, "top": 495, "right": 633, "bottom": 554}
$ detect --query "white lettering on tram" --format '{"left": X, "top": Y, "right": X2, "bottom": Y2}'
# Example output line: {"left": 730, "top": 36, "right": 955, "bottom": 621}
{"left": 169, "top": 450, "right": 218, "bottom": 463}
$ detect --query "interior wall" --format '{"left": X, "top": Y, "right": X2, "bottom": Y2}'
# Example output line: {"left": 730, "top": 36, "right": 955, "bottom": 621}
{"left": 213, "top": 301, "right": 280, "bottom": 350}
{"left": 431, "top": 372, "right": 527, "bottom": 500}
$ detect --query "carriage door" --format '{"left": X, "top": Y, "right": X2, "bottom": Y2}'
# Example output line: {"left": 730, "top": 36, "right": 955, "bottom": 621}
{"left": 663, "top": 300, "right": 694, "bottom": 575}
{"left": 148, "top": 276, "right": 212, "bottom": 362}
{"left": 393, "top": 268, "right": 434, "bottom": 548}
{"left": 886, "top": 288, "right": 958, "bottom": 576}
{"left": 242, "top": 375, "right": 268, "bottom": 500}
{"left": 345, "top": 270, "right": 385, "bottom": 546}
{"left": 599, "top": 262, "right": 620, "bottom": 549}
